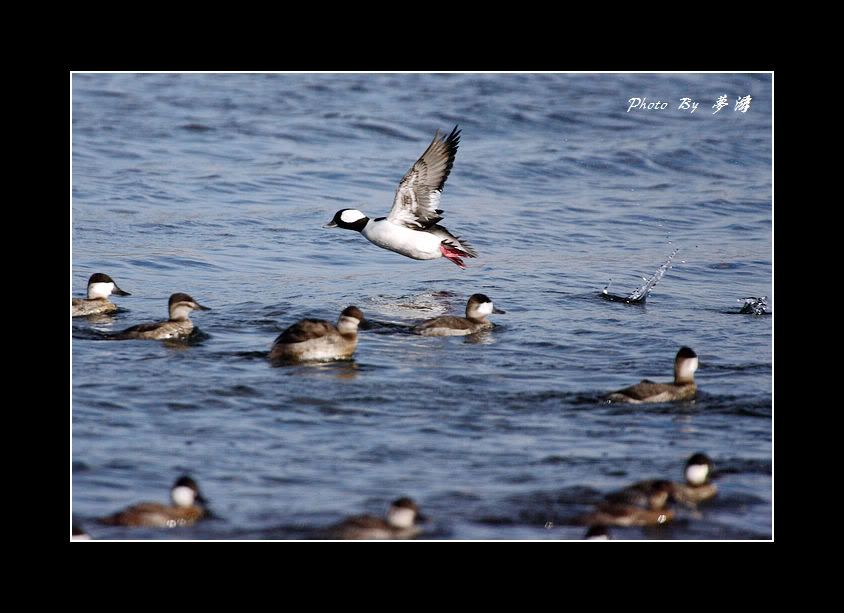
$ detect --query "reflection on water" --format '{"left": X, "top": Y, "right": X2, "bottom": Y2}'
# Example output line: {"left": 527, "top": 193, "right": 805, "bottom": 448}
{"left": 75, "top": 313, "right": 117, "bottom": 326}
{"left": 367, "top": 291, "right": 456, "bottom": 319}
{"left": 463, "top": 329, "right": 496, "bottom": 345}
{"left": 269, "top": 356, "right": 360, "bottom": 381}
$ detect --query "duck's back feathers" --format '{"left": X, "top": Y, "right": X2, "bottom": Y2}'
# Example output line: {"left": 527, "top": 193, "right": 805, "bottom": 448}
{"left": 273, "top": 319, "right": 337, "bottom": 344}
{"left": 328, "top": 514, "right": 418, "bottom": 540}
{"left": 607, "top": 380, "right": 695, "bottom": 403}
{"left": 581, "top": 505, "right": 674, "bottom": 527}
{"left": 415, "top": 315, "right": 488, "bottom": 336}
{"left": 417, "top": 316, "right": 477, "bottom": 331}
{"left": 114, "top": 320, "right": 195, "bottom": 340}
{"left": 98, "top": 502, "right": 203, "bottom": 528}
{"left": 72, "top": 298, "right": 118, "bottom": 316}
{"left": 118, "top": 322, "right": 163, "bottom": 336}
{"left": 336, "top": 515, "right": 387, "bottom": 530}
{"left": 98, "top": 503, "right": 166, "bottom": 526}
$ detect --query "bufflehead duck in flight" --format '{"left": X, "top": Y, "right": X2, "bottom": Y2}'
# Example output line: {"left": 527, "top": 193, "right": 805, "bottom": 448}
{"left": 324, "top": 126, "right": 477, "bottom": 269}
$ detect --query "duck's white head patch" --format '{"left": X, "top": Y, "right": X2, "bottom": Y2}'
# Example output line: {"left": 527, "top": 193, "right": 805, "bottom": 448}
{"left": 88, "top": 282, "right": 115, "bottom": 299}
{"left": 685, "top": 463, "right": 709, "bottom": 486}
{"left": 171, "top": 485, "right": 197, "bottom": 507}
{"left": 475, "top": 301, "right": 494, "bottom": 317}
{"left": 387, "top": 506, "right": 416, "bottom": 528}
{"left": 677, "top": 356, "right": 699, "bottom": 380}
{"left": 340, "top": 209, "right": 367, "bottom": 224}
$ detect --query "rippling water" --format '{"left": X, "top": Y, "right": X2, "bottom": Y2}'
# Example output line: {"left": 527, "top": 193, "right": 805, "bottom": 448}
{"left": 72, "top": 73, "right": 772, "bottom": 540}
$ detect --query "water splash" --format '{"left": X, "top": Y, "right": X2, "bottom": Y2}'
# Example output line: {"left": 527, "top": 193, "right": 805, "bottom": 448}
{"left": 601, "top": 248, "right": 679, "bottom": 304}
{"left": 738, "top": 296, "right": 768, "bottom": 315}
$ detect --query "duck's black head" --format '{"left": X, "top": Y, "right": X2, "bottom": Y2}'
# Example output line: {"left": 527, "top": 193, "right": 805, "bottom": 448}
{"left": 324, "top": 209, "right": 369, "bottom": 232}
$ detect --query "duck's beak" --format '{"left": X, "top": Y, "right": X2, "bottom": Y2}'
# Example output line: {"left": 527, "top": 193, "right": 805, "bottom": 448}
{"left": 113, "top": 286, "right": 131, "bottom": 296}
{"left": 193, "top": 303, "right": 211, "bottom": 311}
{"left": 493, "top": 307, "right": 506, "bottom": 314}
{"left": 416, "top": 513, "right": 430, "bottom": 524}
{"left": 323, "top": 220, "right": 338, "bottom": 228}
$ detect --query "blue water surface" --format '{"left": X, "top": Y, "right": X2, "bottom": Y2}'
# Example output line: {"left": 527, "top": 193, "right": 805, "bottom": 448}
{"left": 72, "top": 73, "right": 772, "bottom": 540}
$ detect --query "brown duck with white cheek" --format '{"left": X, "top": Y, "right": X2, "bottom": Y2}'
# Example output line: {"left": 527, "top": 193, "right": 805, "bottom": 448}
{"left": 115, "top": 293, "right": 210, "bottom": 340}
{"left": 72, "top": 273, "right": 131, "bottom": 316}
{"left": 671, "top": 453, "right": 718, "bottom": 505}
{"left": 581, "top": 480, "right": 675, "bottom": 527}
{"left": 98, "top": 476, "right": 208, "bottom": 528}
{"left": 580, "top": 453, "right": 718, "bottom": 528}
{"left": 326, "top": 497, "right": 426, "bottom": 540}
{"left": 270, "top": 306, "right": 364, "bottom": 362}
{"left": 606, "top": 347, "right": 699, "bottom": 403}
{"left": 413, "top": 293, "right": 505, "bottom": 336}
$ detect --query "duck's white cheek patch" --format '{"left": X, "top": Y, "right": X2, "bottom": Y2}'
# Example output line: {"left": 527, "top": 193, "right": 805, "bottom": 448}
{"left": 171, "top": 486, "right": 195, "bottom": 507}
{"left": 387, "top": 507, "right": 415, "bottom": 528}
{"left": 89, "top": 282, "right": 115, "bottom": 299}
{"left": 677, "top": 357, "right": 699, "bottom": 380}
{"left": 476, "top": 301, "right": 494, "bottom": 316}
{"left": 686, "top": 464, "right": 709, "bottom": 486}
{"left": 337, "top": 316, "right": 360, "bottom": 333}
{"left": 341, "top": 210, "right": 365, "bottom": 223}
{"left": 170, "top": 304, "right": 194, "bottom": 320}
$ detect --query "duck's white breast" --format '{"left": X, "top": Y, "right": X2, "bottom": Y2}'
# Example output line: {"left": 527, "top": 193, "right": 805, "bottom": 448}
{"left": 362, "top": 220, "right": 443, "bottom": 260}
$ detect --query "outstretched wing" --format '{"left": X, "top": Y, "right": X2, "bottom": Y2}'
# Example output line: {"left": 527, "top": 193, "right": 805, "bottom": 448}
{"left": 387, "top": 126, "right": 461, "bottom": 229}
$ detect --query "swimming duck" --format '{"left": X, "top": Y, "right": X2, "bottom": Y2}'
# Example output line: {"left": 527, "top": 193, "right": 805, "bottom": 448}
{"left": 98, "top": 476, "right": 208, "bottom": 528}
{"left": 671, "top": 453, "right": 717, "bottom": 505}
{"left": 413, "top": 293, "right": 504, "bottom": 336}
{"left": 115, "top": 293, "right": 210, "bottom": 340}
{"left": 582, "top": 480, "right": 675, "bottom": 527}
{"left": 606, "top": 347, "right": 699, "bottom": 403}
{"left": 326, "top": 497, "right": 426, "bottom": 540}
{"left": 270, "top": 306, "right": 364, "bottom": 362}
{"left": 72, "top": 273, "right": 131, "bottom": 316}
{"left": 324, "top": 126, "right": 477, "bottom": 269}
